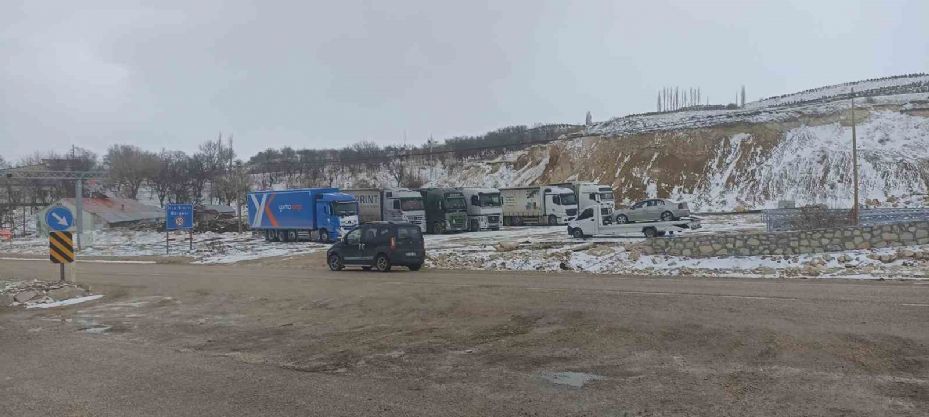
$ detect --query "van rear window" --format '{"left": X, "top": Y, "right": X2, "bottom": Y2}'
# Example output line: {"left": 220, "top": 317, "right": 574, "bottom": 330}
{"left": 398, "top": 226, "right": 422, "bottom": 240}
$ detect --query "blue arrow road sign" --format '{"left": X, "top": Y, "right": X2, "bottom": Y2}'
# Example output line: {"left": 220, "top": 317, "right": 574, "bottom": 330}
{"left": 166, "top": 204, "right": 194, "bottom": 230}
{"left": 46, "top": 206, "right": 74, "bottom": 232}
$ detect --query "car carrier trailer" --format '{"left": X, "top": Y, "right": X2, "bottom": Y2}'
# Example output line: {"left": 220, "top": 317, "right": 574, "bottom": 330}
{"left": 567, "top": 203, "right": 700, "bottom": 238}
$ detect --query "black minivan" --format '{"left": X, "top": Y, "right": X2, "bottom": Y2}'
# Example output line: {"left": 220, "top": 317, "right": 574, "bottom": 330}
{"left": 327, "top": 222, "right": 425, "bottom": 272}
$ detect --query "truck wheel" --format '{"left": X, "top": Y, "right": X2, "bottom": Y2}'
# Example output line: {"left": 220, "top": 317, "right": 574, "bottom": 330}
{"left": 643, "top": 227, "right": 657, "bottom": 238}
{"left": 264, "top": 230, "right": 272, "bottom": 242}
{"left": 572, "top": 228, "right": 585, "bottom": 239}
{"left": 271, "top": 231, "right": 281, "bottom": 242}
{"left": 374, "top": 254, "right": 392, "bottom": 272}
{"left": 661, "top": 211, "right": 674, "bottom": 221}
{"left": 328, "top": 254, "right": 344, "bottom": 271}
{"left": 287, "top": 230, "right": 298, "bottom": 242}
{"left": 470, "top": 220, "right": 479, "bottom": 232}
{"left": 281, "top": 230, "right": 291, "bottom": 242}
{"left": 318, "top": 230, "right": 329, "bottom": 243}
{"left": 435, "top": 222, "right": 446, "bottom": 234}
{"left": 408, "top": 264, "right": 422, "bottom": 271}
{"left": 615, "top": 214, "right": 629, "bottom": 224}
{"left": 548, "top": 215, "right": 557, "bottom": 225}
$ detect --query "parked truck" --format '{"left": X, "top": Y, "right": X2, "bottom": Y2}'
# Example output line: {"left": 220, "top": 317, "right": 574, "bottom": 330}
{"left": 247, "top": 188, "right": 359, "bottom": 243}
{"left": 457, "top": 187, "right": 502, "bottom": 231}
{"left": 343, "top": 188, "right": 426, "bottom": 232}
{"left": 500, "top": 186, "right": 578, "bottom": 226}
{"left": 554, "top": 182, "right": 616, "bottom": 212}
{"left": 418, "top": 188, "right": 468, "bottom": 234}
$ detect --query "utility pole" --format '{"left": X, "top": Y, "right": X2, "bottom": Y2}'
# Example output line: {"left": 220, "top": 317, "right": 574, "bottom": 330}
{"left": 850, "top": 88, "right": 860, "bottom": 225}
{"left": 75, "top": 179, "right": 83, "bottom": 251}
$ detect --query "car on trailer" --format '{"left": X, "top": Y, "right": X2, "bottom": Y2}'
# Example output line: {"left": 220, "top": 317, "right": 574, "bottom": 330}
{"left": 613, "top": 199, "right": 691, "bottom": 224}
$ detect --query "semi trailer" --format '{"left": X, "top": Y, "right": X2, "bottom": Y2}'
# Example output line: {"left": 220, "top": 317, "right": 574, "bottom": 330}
{"left": 247, "top": 188, "right": 359, "bottom": 243}
{"left": 343, "top": 188, "right": 426, "bottom": 232}
{"left": 554, "top": 182, "right": 616, "bottom": 212}
{"left": 500, "top": 186, "right": 578, "bottom": 226}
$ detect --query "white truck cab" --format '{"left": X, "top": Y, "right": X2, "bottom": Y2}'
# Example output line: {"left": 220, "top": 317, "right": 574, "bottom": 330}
{"left": 458, "top": 187, "right": 503, "bottom": 231}
{"left": 568, "top": 203, "right": 701, "bottom": 238}
{"left": 557, "top": 182, "right": 616, "bottom": 212}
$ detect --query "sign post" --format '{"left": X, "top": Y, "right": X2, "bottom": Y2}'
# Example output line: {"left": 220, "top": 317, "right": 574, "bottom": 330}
{"left": 46, "top": 206, "right": 76, "bottom": 282}
{"left": 49, "top": 231, "right": 75, "bottom": 282}
{"left": 165, "top": 204, "right": 194, "bottom": 254}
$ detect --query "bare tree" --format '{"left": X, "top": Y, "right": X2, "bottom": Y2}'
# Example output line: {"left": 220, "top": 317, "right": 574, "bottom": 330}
{"left": 104, "top": 144, "right": 158, "bottom": 199}
{"left": 213, "top": 161, "right": 251, "bottom": 206}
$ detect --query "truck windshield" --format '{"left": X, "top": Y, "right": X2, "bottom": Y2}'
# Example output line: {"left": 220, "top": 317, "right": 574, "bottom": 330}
{"left": 445, "top": 197, "right": 466, "bottom": 211}
{"left": 332, "top": 202, "right": 357, "bottom": 216}
{"left": 559, "top": 193, "right": 578, "bottom": 205}
{"left": 600, "top": 192, "right": 614, "bottom": 201}
{"left": 400, "top": 198, "right": 424, "bottom": 211}
{"left": 479, "top": 193, "right": 502, "bottom": 207}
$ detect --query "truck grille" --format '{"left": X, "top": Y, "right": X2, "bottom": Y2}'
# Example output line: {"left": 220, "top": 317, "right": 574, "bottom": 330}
{"left": 566, "top": 209, "right": 578, "bottom": 216}
{"left": 488, "top": 215, "right": 500, "bottom": 223}
{"left": 408, "top": 215, "right": 424, "bottom": 225}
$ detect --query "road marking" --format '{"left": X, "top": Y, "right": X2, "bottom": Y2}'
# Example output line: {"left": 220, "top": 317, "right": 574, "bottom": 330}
{"left": 900, "top": 303, "right": 929, "bottom": 307}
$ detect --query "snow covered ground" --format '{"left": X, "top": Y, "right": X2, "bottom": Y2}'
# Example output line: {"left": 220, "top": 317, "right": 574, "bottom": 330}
{"left": 3, "top": 213, "right": 926, "bottom": 279}
{"left": 0, "top": 230, "right": 328, "bottom": 264}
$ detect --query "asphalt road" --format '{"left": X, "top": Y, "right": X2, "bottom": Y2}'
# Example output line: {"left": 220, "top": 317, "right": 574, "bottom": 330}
{"left": 2, "top": 258, "right": 928, "bottom": 416}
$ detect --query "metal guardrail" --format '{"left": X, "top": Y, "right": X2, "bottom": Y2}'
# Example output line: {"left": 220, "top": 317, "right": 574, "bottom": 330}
{"left": 763, "top": 208, "right": 929, "bottom": 232}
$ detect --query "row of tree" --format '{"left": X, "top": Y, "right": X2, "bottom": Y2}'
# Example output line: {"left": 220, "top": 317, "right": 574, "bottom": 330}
{"left": 2, "top": 123, "right": 583, "bottom": 212}
{"left": 1, "top": 136, "right": 251, "bottom": 209}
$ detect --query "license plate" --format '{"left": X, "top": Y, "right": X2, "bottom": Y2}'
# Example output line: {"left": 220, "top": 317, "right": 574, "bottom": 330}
{"left": 405, "top": 252, "right": 417, "bottom": 256}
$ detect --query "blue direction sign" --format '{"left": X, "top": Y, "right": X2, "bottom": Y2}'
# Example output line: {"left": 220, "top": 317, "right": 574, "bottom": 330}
{"left": 45, "top": 206, "right": 74, "bottom": 232}
{"left": 166, "top": 204, "right": 194, "bottom": 230}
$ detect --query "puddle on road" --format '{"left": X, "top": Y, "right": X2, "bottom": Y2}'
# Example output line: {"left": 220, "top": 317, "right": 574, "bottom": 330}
{"left": 541, "top": 371, "right": 606, "bottom": 388}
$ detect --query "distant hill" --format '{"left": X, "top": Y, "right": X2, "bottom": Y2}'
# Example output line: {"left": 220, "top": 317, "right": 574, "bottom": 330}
{"left": 259, "top": 74, "right": 929, "bottom": 211}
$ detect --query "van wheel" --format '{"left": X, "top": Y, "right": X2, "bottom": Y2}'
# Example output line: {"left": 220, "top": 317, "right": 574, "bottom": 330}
{"left": 643, "top": 227, "right": 657, "bottom": 238}
{"left": 318, "top": 230, "right": 329, "bottom": 243}
{"left": 328, "top": 254, "right": 344, "bottom": 271}
{"left": 572, "top": 228, "right": 585, "bottom": 239}
{"left": 660, "top": 211, "right": 674, "bottom": 221}
{"left": 615, "top": 214, "right": 628, "bottom": 224}
{"left": 548, "top": 215, "right": 557, "bottom": 225}
{"left": 408, "top": 264, "right": 422, "bottom": 271}
{"left": 435, "top": 222, "right": 446, "bottom": 234}
{"left": 374, "top": 254, "right": 392, "bottom": 272}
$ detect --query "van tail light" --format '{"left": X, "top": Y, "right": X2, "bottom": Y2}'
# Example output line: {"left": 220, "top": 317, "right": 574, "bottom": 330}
{"left": 390, "top": 237, "right": 397, "bottom": 251}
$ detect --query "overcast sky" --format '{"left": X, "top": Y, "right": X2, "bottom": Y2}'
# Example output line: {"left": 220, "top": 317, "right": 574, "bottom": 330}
{"left": 1, "top": 0, "right": 927, "bottom": 162}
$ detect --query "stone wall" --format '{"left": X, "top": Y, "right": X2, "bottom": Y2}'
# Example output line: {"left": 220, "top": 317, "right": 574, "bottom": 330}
{"left": 641, "top": 221, "right": 929, "bottom": 257}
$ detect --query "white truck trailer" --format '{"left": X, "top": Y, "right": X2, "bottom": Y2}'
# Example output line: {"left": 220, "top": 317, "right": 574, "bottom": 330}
{"left": 343, "top": 188, "right": 426, "bottom": 231}
{"left": 567, "top": 203, "right": 701, "bottom": 238}
{"left": 457, "top": 187, "right": 502, "bottom": 231}
{"left": 501, "top": 186, "right": 578, "bottom": 226}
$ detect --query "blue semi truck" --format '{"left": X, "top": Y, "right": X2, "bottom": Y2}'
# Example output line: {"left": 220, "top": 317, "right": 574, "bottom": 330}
{"left": 247, "top": 188, "right": 360, "bottom": 243}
